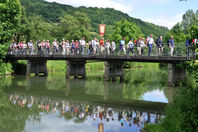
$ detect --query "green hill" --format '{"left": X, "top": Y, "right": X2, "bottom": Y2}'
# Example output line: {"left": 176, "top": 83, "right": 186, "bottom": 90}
{"left": 21, "top": 0, "right": 169, "bottom": 37}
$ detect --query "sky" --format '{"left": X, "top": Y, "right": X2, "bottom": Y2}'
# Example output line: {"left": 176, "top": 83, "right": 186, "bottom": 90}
{"left": 45, "top": 0, "right": 198, "bottom": 29}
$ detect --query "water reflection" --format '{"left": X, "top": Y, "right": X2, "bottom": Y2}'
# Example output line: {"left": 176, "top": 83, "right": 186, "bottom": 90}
{"left": 9, "top": 94, "right": 164, "bottom": 131}
{"left": 1, "top": 69, "right": 172, "bottom": 132}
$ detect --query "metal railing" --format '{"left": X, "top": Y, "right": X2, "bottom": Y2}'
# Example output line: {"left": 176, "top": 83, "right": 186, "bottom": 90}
{"left": 7, "top": 43, "right": 195, "bottom": 57}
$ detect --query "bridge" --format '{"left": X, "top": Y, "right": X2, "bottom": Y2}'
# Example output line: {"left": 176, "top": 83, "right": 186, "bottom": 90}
{"left": 6, "top": 53, "right": 194, "bottom": 85}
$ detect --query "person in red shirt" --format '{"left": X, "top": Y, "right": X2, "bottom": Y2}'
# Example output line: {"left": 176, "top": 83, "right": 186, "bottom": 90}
{"left": 100, "top": 38, "right": 105, "bottom": 54}
{"left": 75, "top": 40, "right": 79, "bottom": 54}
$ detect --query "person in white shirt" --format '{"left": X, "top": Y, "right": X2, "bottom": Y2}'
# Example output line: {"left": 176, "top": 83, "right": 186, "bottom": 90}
{"left": 111, "top": 41, "right": 116, "bottom": 55}
{"left": 105, "top": 40, "right": 111, "bottom": 55}
{"left": 96, "top": 39, "right": 100, "bottom": 55}
{"left": 28, "top": 40, "right": 34, "bottom": 55}
{"left": 23, "top": 41, "right": 27, "bottom": 55}
{"left": 80, "top": 37, "right": 86, "bottom": 55}
{"left": 60, "top": 39, "right": 66, "bottom": 55}
{"left": 66, "top": 40, "right": 70, "bottom": 55}
{"left": 52, "top": 39, "right": 58, "bottom": 54}
{"left": 92, "top": 38, "right": 97, "bottom": 54}
{"left": 127, "top": 39, "right": 134, "bottom": 55}
{"left": 147, "top": 34, "right": 154, "bottom": 56}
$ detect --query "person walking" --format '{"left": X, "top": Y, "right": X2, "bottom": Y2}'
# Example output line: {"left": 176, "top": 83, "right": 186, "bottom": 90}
{"left": 36, "top": 40, "right": 42, "bottom": 55}
{"left": 92, "top": 38, "right": 97, "bottom": 54}
{"left": 136, "top": 37, "right": 142, "bottom": 55}
{"left": 41, "top": 40, "right": 46, "bottom": 55}
{"left": 80, "top": 37, "right": 86, "bottom": 55}
{"left": 105, "top": 40, "right": 111, "bottom": 55}
{"left": 28, "top": 40, "right": 34, "bottom": 56}
{"left": 156, "top": 36, "right": 164, "bottom": 56}
{"left": 111, "top": 40, "right": 116, "bottom": 55}
{"left": 147, "top": 34, "right": 154, "bottom": 56}
{"left": 71, "top": 40, "right": 75, "bottom": 55}
{"left": 100, "top": 38, "right": 105, "bottom": 55}
{"left": 52, "top": 39, "right": 58, "bottom": 54}
{"left": 19, "top": 41, "right": 23, "bottom": 54}
{"left": 66, "top": 40, "right": 70, "bottom": 55}
{"left": 119, "top": 37, "right": 126, "bottom": 55}
{"left": 140, "top": 38, "right": 146, "bottom": 55}
{"left": 127, "top": 38, "right": 134, "bottom": 55}
{"left": 12, "top": 41, "right": 17, "bottom": 55}
{"left": 60, "top": 39, "right": 66, "bottom": 55}
{"left": 75, "top": 40, "right": 79, "bottom": 55}
{"left": 86, "top": 41, "right": 90, "bottom": 55}
{"left": 96, "top": 39, "right": 100, "bottom": 55}
{"left": 23, "top": 41, "right": 27, "bottom": 55}
{"left": 168, "top": 36, "right": 175, "bottom": 56}
{"left": 46, "top": 40, "right": 50, "bottom": 55}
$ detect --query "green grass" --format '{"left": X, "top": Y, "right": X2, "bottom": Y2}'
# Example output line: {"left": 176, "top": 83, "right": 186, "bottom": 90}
{"left": 47, "top": 61, "right": 66, "bottom": 73}
{"left": 142, "top": 124, "right": 164, "bottom": 132}
{"left": 14, "top": 60, "right": 160, "bottom": 77}
{"left": 125, "top": 62, "right": 159, "bottom": 69}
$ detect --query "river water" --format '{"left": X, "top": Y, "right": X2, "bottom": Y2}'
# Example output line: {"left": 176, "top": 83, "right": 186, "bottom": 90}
{"left": 0, "top": 67, "right": 173, "bottom": 132}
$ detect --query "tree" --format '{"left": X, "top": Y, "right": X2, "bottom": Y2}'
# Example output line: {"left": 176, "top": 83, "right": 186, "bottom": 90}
{"left": 13, "top": 7, "right": 31, "bottom": 43}
{"left": 165, "top": 23, "right": 186, "bottom": 43}
{"left": 59, "top": 15, "right": 82, "bottom": 41}
{"left": 0, "top": 0, "right": 22, "bottom": 75}
{"left": 181, "top": 10, "right": 197, "bottom": 33}
{"left": 110, "top": 18, "right": 143, "bottom": 45}
{"left": 27, "top": 16, "right": 57, "bottom": 43}
{"left": 58, "top": 12, "right": 91, "bottom": 41}
{"left": 0, "top": 0, "right": 22, "bottom": 44}
{"left": 74, "top": 12, "right": 91, "bottom": 41}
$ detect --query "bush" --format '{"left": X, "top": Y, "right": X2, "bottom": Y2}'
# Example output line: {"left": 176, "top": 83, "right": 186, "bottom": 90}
{"left": 145, "top": 77, "right": 198, "bottom": 132}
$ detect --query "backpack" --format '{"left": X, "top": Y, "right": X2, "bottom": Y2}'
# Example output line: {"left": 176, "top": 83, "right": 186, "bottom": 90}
{"left": 167, "top": 40, "right": 170, "bottom": 46}
{"left": 156, "top": 38, "right": 159, "bottom": 46}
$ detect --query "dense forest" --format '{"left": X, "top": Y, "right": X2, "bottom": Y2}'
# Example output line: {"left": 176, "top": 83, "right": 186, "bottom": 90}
{"left": 20, "top": 0, "right": 168, "bottom": 38}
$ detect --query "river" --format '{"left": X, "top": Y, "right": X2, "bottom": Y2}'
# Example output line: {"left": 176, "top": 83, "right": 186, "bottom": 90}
{"left": 0, "top": 66, "right": 174, "bottom": 132}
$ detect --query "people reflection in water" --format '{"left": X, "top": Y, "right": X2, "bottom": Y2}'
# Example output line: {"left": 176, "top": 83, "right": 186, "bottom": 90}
{"left": 9, "top": 94, "right": 163, "bottom": 128}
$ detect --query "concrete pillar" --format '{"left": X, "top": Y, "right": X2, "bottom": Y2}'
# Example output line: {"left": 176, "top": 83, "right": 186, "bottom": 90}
{"left": 66, "top": 60, "right": 86, "bottom": 79}
{"left": 168, "top": 63, "right": 186, "bottom": 86}
{"left": 104, "top": 61, "right": 124, "bottom": 82}
{"left": 26, "top": 60, "right": 48, "bottom": 76}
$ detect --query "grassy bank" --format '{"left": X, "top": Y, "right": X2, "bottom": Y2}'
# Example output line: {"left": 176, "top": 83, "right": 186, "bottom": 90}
{"left": 47, "top": 61, "right": 159, "bottom": 71}
{"left": 13, "top": 61, "right": 160, "bottom": 77}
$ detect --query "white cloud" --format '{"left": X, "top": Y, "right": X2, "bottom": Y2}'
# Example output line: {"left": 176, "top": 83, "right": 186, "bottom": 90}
{"left": 143, "top": 13, "right": 183, "bottom": 29}
{"left": 147, "top": 0, "right": 168, "bottom": 3}
{"left": 45, "top": 0, "right": 134, "bottom": 15}
{"left": 142, "top": 89, "right": 168, "bottom": 103}
{"left": 128, "top": 0, "right": 169, "bottom": 4}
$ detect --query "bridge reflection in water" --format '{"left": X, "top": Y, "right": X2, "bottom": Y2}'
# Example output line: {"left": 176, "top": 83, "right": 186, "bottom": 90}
{"left": 3, "top": 72, "right": 170, "bottom": 132}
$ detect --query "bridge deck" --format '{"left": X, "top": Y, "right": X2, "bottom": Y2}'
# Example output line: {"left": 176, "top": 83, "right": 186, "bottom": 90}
{"left": 6, "top": 54, "right": 193, "bottom": 63}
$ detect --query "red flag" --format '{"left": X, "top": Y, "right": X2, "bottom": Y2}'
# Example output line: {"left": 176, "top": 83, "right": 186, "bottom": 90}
{"left": 99, "top": 24, "right": 105, "bottom": 36}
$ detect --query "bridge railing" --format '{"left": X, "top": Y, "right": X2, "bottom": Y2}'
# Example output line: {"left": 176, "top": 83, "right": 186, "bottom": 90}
{"left": 7, "top": 43, "right": 195, "bottom": 57}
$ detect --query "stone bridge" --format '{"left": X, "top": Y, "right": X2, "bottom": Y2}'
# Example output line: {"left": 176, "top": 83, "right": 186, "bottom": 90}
{"left": 6, "top": 54, "right": 194, "bottom": 85}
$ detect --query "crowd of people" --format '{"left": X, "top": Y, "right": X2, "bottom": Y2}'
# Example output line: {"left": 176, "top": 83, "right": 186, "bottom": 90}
{"left": 8, "top": 35, "right": 197, "bottom": 57}
{"left": 9, "top": 94, "right": 163, "bottom": 127}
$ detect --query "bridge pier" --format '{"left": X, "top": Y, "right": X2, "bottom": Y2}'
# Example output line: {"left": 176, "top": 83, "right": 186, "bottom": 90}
{"left": 104, "top": 61, "right": 124, "bottom": 82}
{"left": 26, "top": 60, "right": 48, "bottom": 76}
{"left": 66, "top": 60, "right": 86, "bottom": 79}
{"left": 168, "top": 63, "right": 186, "bottom": 86}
